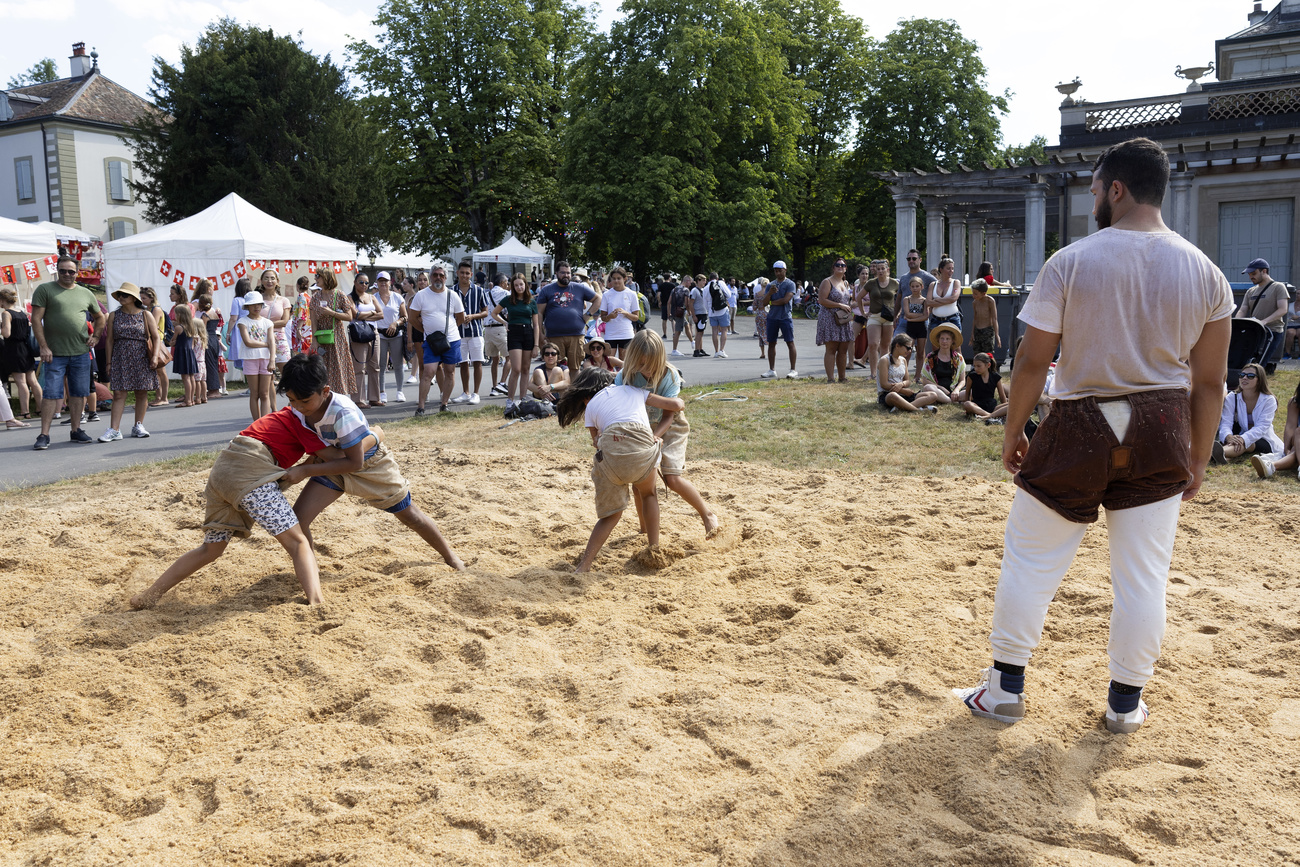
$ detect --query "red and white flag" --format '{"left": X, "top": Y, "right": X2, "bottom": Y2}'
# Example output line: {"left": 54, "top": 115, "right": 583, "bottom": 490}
{"left": 332, "top": 261, "right": 342, "bottom": 274}
{"left": 189, "top": 275, "right": 200, "bottom": 292}
{"left": 308, "top": 261, "right": 317, "bottom": 272}
{"left": 160, "top": 260, "right": 172, "bottom": 277}
{"left": 234, "top": 260, "right": 247, "bottom": 278}
{"left": 220, "top": 271, "right": 234, "bottom": 288}
{"left": 22, "top": 260, "right": 41, "bottom": 280}
{"left": 173, "top": 269, "right": 185, "bottom": 286}
{"left": 345, "top": 261, "right": 355, "bottom": 272}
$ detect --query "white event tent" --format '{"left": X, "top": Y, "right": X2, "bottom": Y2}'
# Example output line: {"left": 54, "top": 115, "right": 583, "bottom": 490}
{"left": 35, "top": 222, "right": 98, "bottom": 243}
{"left": 103, "top": 193, "right": 356, "bottom": 315}
{"left": 0, "top": 217, "right": 58, "bottom": 305}
{"left": 470, "top": 236, "right": 550, "bottom": 275}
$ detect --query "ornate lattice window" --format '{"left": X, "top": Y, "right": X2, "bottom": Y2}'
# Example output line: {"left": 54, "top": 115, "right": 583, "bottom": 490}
{"left": 1208, "top": 87, "right": 1300, "bottom": 120}
{"left": 1084, "top": 100, "right": 1181, "bottom": 132}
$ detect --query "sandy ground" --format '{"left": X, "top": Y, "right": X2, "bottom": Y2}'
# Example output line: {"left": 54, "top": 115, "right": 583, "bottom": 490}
{"left": 2, "top": 423, "right": 1299, "bottom": 866}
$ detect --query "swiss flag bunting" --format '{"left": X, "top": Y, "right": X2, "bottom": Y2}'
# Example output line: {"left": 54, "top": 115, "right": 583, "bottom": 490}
{"left": 234, "top": 260, "right": 247, "bottom": 278}
{"left": 189, "top": 275, "right": 200, "bottom": 292}
{"left": 160, "top": 260, "right": 172, "bottom": 277}
{"left": 332, "top": 261, "right": 342, "bottom": 274}
{"left": 221, "top": 271, "right": 234, "bottom": 287}
{"left": 345, "top": 261, "right": 355, "bottom": 272}
{"left": 173, "top": 269, "right": 185, "bottom": 286}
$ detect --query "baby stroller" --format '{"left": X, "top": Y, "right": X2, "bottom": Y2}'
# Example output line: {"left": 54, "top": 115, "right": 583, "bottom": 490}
{"left": 1227, "top": 318, "right": 1273, "bottom": 390}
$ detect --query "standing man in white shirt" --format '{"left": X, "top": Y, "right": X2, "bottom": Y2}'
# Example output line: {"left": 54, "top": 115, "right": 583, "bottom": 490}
{"left": 408, "top": 265, "right": 466, "bottom": 415}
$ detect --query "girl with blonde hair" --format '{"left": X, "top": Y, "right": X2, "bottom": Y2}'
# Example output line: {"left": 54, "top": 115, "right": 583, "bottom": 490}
{"left": 171, "top": 304, "right": 204, "bottom": 407}
{"left": 616, "top": 330, "right": 719, "bottom": 536}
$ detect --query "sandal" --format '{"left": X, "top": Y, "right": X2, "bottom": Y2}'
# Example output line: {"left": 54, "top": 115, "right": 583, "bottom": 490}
{"left": 5, "top": 419, "right": 30, "bottom": 429}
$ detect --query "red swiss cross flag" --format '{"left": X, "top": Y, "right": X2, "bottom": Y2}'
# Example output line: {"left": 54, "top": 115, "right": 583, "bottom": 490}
{"left": 332, "top": 261, "right": 342, "bottom": 274}
{"left": 160, "top": 260, "right": 172, "bottom": 277}
{"left": 188, "top": 275, "right": 199, "bottom": 291}
{"left": 345, "top": 261, "right": 355, "bottom": 272}
{"left": 173, "top": 269, "right": 185, "bottom": 286}
{"left": 220, "top": 271, "right": 235, "bottom": 287}
{"left": 43, "top": 255, "right": 58, "bottom": 275}
{"left": 234, "top": 260, "right": 247, "bottom": 278}
{"left": 308, "top": 261, "right": 317, "bottom": 272}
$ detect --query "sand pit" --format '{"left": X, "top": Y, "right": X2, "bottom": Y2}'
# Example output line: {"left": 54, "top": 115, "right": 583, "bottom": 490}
{"left": 2, "top": 422, "right": 1300, "bottom": 865}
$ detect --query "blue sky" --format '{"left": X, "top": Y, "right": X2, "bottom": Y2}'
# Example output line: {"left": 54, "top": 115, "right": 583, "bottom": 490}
{"left": 2, "top": 0, "right": 1250, "bottom": 152}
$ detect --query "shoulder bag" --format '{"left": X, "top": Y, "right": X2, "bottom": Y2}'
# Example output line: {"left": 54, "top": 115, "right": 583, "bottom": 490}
{"left": 424, "top": 290, "right": 453, "bottom": 356}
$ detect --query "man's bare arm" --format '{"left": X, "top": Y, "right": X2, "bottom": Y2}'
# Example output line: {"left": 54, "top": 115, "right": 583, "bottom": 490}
{"left": 1184, "top": 316, "right": 1232, "bottom": 500}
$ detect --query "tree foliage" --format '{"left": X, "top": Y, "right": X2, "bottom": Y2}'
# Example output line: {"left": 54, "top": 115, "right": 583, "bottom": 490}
{"left": 127, "top": 19, "right": 390, "bottom": 248}
{"left": 7, "top": 58, "right": 58, "bottom": 89}
{"left": 352, "top": 0, "right": 592, "bottom": 258}
{"left": 562, "top": 0, "right": 799, "bottom": 279}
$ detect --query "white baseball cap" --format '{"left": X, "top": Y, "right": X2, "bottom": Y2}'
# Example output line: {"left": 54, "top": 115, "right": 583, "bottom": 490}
{"left": 243, "top": 290, "right": 264, "bottom": 306}
{"left": 772, "top": 260, "right": 787, "bottom": 270}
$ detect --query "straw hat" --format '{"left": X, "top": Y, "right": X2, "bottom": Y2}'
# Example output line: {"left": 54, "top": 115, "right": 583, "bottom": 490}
{"left": 928, "top": 322, "right": 963, "bottom": 348}
{"left": 112, "top": 282, "right": 143, "bottom": 303}
{"left": 586, "top": 337, "right": 609, "bottom": 352}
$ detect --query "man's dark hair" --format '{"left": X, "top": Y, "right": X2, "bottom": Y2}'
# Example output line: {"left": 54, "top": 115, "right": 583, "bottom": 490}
{"left": 1093, "top": 137, "right": 1169, "bottom": 207}
{"left": 555, "top": 260, "right": 570, "bottom": 271}
{"left": 458, "top": 261, "right": 472, "bottom": 271}
{"left": 57, "top": 254, "right": 78, "bottom": 269}
{"left": 278, "top": 353, "right": 329, "bottom": 397}
{"left": 907, "top": 248, "right": 920, "bottom": 257}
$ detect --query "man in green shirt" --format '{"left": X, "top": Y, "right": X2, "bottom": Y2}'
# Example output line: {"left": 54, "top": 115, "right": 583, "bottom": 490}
{"left": 31, "top": 255, "right": 104, "bottom": 449}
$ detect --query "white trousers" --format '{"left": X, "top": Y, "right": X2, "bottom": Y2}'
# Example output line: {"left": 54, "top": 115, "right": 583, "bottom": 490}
{"left": 989, "top": 488, "right": 1182, "bottom": 687}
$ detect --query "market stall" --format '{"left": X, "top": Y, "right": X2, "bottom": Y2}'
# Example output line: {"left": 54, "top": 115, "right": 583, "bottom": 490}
{"left": 469, "top": 236, "right": 550, "bottom": 278}
{"left": 0, "top": 217, "right": 59, "bottom": 307}
{"left": 36, "top": 222, "right": 103, "bottom": 288}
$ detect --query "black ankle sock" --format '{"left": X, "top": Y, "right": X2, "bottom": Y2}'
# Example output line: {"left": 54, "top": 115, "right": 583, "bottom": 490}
{"left": 1108, "top": 680, "right": 1142, "bottom": 714}
{"left": 993, "top": 661, "right": 1025, "bottom": 677}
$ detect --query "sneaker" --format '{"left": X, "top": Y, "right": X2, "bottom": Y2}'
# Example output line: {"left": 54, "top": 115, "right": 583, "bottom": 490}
{"left": 33, "top": 434, "right": 50, "bottom": 450}
{"left": 717, "top": 351, "right": 728, "bottom": 358}
{"left": 984, "top": 417, "right": 1005, "bottom": 425}
{"left": 451, "top": 394, "right": 471, "bottom": 404}
{"left": 98, "top": 428, "right": 123, "bottom": 442}
{"left": 439, "top": 403, "right": 449, "bottom": 413}
{"left": 379, "top": 392, "right": 388, "bottom": 404}
{"left": 489, "top": 383, "right": 508, "bottom": 396}
{"left": 406, "top": 374, "right": 419, "bottom": 384}
{"left": 506, "top": 399, "right": 515, "bottom": 411}
{"left": 395, "top": 391, "right": 407, "bottom": 402}
{"left": 785, "top": 370, "right": 799, "bottom": 379}
{"left": 131, "top": 422, "right": 150, "bottom": 438}
{"left": 1211, "top": 441, "right": 1226, "bottom": 465}
{"left": 927, "top": 406, "right": 939, "bottom": 414}
{"left": 468, "top": 393, "right": 480, "bottom": 405}
{"left": 952, "top": 667, "right": 1025, "bottom": 724}
{"left": 1105, "top": 698, "right": 1149, "bottom": 734}
{"left": 669, "top": 349, "right": 685, "bottom": 357}
{"left": 70, "top": 428, "right": 94, "bottom": 444}
{"left": 86, "top": 412, "right": 100, "bottom": 422}
{"left": 760, "top": 370, "right": 777, "bottom": 379}
{"left": 413, "top": 407, "right": 427, "bottom": 417}
{"left": 239, "top": 389, "right": 251, "bottom": 397}
{"left": 1252, "top": 454, "right": 1276, "bottom": 478}
{"left": 713, "top": 351, "right": 722, "bottom": 358}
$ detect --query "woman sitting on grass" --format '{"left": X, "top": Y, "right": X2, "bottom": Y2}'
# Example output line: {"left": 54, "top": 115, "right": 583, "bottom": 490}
{"left": 919, "top": 322, "right": 967, "bottom": 405}
{"left": 877, "top": 334, "right": 938, "bottom": 414}
{"left": 961, "top": 352, "right": 1009, "bottom": 424}
{"left": 1213, "top": 362, "right": 1284, "bottom": 465}
{"left": 555, "top": 367, "right": 686, "bottom": 573}
{"left": 530, "top": 342, "right": 570, "bottom": 403}
{"left": 1252, "top": 376, "right": 1300, "bottom": 479}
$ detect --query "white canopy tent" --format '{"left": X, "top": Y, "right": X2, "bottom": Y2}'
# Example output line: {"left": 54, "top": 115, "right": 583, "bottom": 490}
{"left": 103, "top": 193, "right": 356, "bottom": 315}
{"left": 469, "top": 236, "right": 550, "bottom": 276}
{"left": 36, "top": 222, "right": 98, "bottom": 244}
{"left": 364, "top": 245, "right": 450, "bottom": 275}
{"left": 0, "top": 217, "right": 58, "bottom": 305}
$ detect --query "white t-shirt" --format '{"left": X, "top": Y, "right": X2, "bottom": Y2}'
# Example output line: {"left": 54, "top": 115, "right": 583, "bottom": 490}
{"left": 600, "top": 288, "right": 640, "bottom": 341}
{"left": 690, "top": 286, "right": 708, "bottom": 315}
{"left": 376, "top": 291, "right": 403, "bottom": 329}
{"left": 237, "top": 315, "right": 273, "bottom": 360}
{"left": 583, "top": 385, "right": 650, "bottom": 432}
{"left": 1019, "top": 227, "right": 1234, "bottom": 400}
{"left": 409, "top": 287, "right": 465, "bottom": 343}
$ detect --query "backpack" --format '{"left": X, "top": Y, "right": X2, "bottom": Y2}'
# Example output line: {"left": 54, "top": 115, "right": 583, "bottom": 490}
{"left": 709, "top": 281, "right": 727, "bottom": 312}
{"left": 159, "top": 305, "right": 175, "bottom": 344}
{"left": 636, "top": 292, "right": 649, "bottom": 327}
{"left": 670, "top": 286, "right": 687, "bottom": 318}
{"left": 505, "top": 398, "right": 554, "bottom": 420}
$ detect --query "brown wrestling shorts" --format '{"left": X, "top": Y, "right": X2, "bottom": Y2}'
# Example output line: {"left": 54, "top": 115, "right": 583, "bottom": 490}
{"left": 1015, "top": 388, "right": 1191, "bottom": 523}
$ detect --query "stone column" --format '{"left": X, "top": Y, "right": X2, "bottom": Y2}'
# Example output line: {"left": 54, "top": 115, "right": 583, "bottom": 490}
{"left": 947, "top": 212, "right": 967, "bottom": 278}
{"left": 1169, "top": 171, "right": 1195, "bottom": 242}
{"left": 893, "top": 192, "right": 919, "bottom": 277}
{"left": 1001, "top": 234, "right": 1015, "bottom": 285}
{"left": 1024, "top": 184, "right": 1049, "bottom": 286}
{"left": 1013, "top": 238, "right": 1027, "bottom": 287}
{"left": 924, "top": 204, "right": 945, "bottom": 270}
{"left": 966, "top": 219, "right": 985, "bottom": 282}
{"left": 985, "top": 225, "right": 1002, "bottom": 280}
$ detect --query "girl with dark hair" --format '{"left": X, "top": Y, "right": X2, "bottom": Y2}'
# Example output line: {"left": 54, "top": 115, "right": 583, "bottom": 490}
{"left": 140, "top": 286, "right": 172, "bottom": 406}
{"left": 555, "top": 367, "right": 685, "bottom": 572}
{"left": 223, "top": 277, "right": 252, "bottom": 377}
{"left": 347, "top": 272, "right": 381, "bottom": 407}
{"left": 492, "top": 273, "right": 540, "bottom": 410}
{"left": 925, "top": 257, "right": 962, "bottom": 354}
{"left": 198, "top": 294, "right": 224, "bottom": 399}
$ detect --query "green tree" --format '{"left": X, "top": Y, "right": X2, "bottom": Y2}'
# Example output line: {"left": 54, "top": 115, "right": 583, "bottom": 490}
{"left": 127, "top": 19, "right": 390, "bottom": 248}
{"left": 562, "top": 0, "right": 799, "bottom": 279}
{"left": 849, "top": 17, "right": 1010, "bottom": 256}
{"left": 758, "top": 0, "right": 868, "bottom": 283}
{"left": 996, "top": 134, "right": 1049, "bottom": 168}
{"left": 352, "top": 0, "right": 592, "bottom": 259}
{"left": 7, "top": 58, "right": 58, "bottom": 89}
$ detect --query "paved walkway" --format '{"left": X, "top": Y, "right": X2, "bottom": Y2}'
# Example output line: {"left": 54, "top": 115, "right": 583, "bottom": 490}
{"left": 1, "top": 318, "right": 867, "bottom": 491}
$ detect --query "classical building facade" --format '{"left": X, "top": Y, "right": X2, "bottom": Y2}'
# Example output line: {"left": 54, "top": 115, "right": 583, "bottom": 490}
{"left": 886, "top": 0, "right": 1300, "bottom": 286}
{"left": 0, "top": 44, "right": 156, "bottom": 241}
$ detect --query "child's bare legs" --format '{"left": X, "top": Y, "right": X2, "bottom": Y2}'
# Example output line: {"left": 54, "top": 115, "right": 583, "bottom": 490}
{"left": 130, "top": 539, "right": 230, "bottom": 609}
{"left": 248, "top": 373, "right": 272, "bottom": 418}
{"left": 663, "top": 472, "right": 718, "bottom": 535}
{"left": 292, "top": 480, "right": 343, "bottom": 548}
{"left": 920, "top": 383, "right": 952, "bottom": 404}
{"left": 576, "top": 512, "right": 623, "bottom": 573}
{"left": 633, "top": 470, "right": 660, "bottom": 548}
{"left": 988, "top": 403, "right": 1009, "bottom": 420}
{"left": 961, "top": 400, "right": 992, "bottom": 419}
{"left": 394, "top": 502, "right": 466, "bottom": 570}
{"left": 278, "top": 525, "right": 322, "bottom": 604}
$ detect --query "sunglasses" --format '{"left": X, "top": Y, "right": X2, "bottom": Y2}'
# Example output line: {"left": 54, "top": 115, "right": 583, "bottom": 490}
{"left": 1240, "top": 372, "right": 1258, "bottom": 379}
{"left": 58, "top": 269, "right": 77, "bottom": 276}
{"left": 834, "top": 262, "right": 847, "bottom": 268}
{"left": 543, "top": 351, "right": 558, "bottom": 356}
{"left": 907, "top": 257, "right": 919, "bottom": 261}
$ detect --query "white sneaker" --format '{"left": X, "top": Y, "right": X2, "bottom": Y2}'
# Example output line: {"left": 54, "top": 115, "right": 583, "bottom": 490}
{"left": 669, "top": 349, "right": 685, "bottom": 357}
{"left": 131, "top": 422, "right": 150, "bottom": 438}
{"left": 405, "top": 374, "right": 419, "bottom": 384}
{"left": 952, "top": 666, "right": 1026, "bottom": 724}
{"left": 1251, "top": 454, "right": 1276, "bottom": 478}
{"left": 239, "top": 389, "right": 251, "bottom": 396}
{"left": 379, "top": 391, "right": 387, "bottom": 404}
{"left": 451, "top": 393, "right": 472, "bottom": 404}
{"left": 98, "top": 428, "right": 122, "bottom": 442}
{"left": 1105, "top": 698, "right": 1149, "bottom": 734}
{"left": 468, "top": 393, "right": 480, "bottom": 405}
{"left": 395, "top": 391, "right": 407, "bottom": 402}
{"left": 760, "top": 370, "right": 776, "bottom": 379}
{"left": 786, "top": 370, "right": 799, "bottom": 379}
{"left": 717, "top": 351, "right": 728, "bottom": 358}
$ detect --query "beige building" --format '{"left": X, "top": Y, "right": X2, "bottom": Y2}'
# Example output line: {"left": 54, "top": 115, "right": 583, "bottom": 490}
{"left": 0, "top": 43, "right": 156, "bottom": 241}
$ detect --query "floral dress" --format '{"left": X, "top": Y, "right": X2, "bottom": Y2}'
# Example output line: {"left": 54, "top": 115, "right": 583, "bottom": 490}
{"left": 816, "top": 281, "right": 853, "bottom": 345}
{"left": 309, "top": 289, "right": 355, "bottom": 395}
{"left": 109, "top": 310, "right": 156, "bottom": 391}
{"left": 290, "top": 291, "right": 313, "bottom": 355}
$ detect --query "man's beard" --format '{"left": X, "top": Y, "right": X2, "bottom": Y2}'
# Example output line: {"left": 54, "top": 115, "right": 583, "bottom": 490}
{"left": 557, "top": 277, "right": 569, "bottom": 287}
{"left": 1094, "top": 195, "right": 1113, "bottom": 230}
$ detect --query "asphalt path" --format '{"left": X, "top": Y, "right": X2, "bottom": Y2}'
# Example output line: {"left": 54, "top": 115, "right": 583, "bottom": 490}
{"left": 1, "top": 317, "right": 871, "bottom": 491}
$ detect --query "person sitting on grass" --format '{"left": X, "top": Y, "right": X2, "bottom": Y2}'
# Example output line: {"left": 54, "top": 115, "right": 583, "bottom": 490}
{"left": 1212, "top": 362, "right": 1284, "bottom": 465}
{"left": 961, "top": 352, "right": 1009, "bottom": 424}
{"left": 555, "top": 367, "right": 686, "bottom": 573}
{"left": 919, "top": 322, "right": 968, "bottom": 405}
{"left": 531, "top": 342, "right": 570, "bottom": 403}
{"left": 128, "top": 353, "right": 385, "bottom": 610}
{"left": 876, "top": 333, "right": 939, "bottom": 414}
{"left": 1252, "top": 376, "right": 1300, "bottom": 479}
{"left": 284, "top": 354, "right": 465, "bottom": 572}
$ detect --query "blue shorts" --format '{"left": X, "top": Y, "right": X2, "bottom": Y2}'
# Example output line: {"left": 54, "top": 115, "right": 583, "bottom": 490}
{"left": 766, "top": 318, "right": 794, "bottom": 344}
{"left": 42, "top": 353, "right": 92, "bottom": 400}
{"left": 709, "top": 312, "right": 730, "bottom": 328}
{"left": 423, "top": 341, "right": 463, "bottom": 366}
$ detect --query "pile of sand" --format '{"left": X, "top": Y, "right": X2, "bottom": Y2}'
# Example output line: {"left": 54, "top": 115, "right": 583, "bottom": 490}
{"left": 1, "top": 424, "right": 1298, "bottom": 865}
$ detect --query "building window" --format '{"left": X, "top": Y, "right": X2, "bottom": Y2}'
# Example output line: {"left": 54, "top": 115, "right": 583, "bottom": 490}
{"left": 14, "top": 157, "right": 35, "bottom": 204}
{"left": 105, "top": 158, "right": 132, "bottom": 203}
{"left": 108, "top": 218, "right": 136, "bottom": 240}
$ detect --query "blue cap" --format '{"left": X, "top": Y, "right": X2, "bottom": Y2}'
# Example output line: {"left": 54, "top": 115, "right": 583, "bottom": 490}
{"left": 1243, "top": 258, "right": 1270, "bottom": 273}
